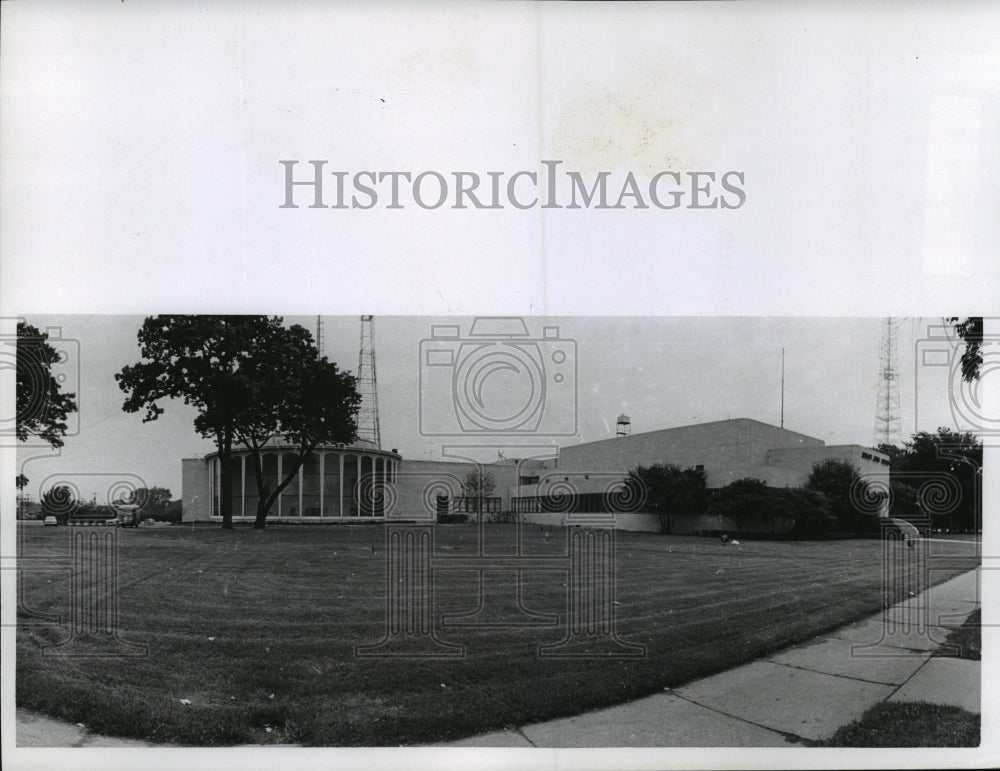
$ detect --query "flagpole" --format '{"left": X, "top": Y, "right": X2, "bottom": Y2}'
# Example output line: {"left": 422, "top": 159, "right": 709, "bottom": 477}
{"left": 780, "top": 348, "right": 785, "bottom": 429}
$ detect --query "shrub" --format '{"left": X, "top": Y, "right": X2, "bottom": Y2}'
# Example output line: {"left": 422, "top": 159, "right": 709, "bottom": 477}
{"left": 806, "top": 458, "right": 879, "bottom": 533}
{"left": 709, "top": 481, "right": 836, "bottom": 535}
{"left": 786, "top": 489, "right": 836, "bottom": 535}
{"left": 708, "top": 478, "right": 770, "bottom": 533}
{"left": 436, "top": 513, "right": 469, "bottom": 524}
{"left": 625, "top": 464, "right": 707, "bottom": 534}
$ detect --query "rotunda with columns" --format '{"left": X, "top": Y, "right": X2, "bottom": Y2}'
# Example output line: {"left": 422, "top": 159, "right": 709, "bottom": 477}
{"left": 183, "top": 436, "right": 400, "bottom": 522}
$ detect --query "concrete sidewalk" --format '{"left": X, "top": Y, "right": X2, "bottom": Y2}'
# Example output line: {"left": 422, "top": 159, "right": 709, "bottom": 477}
{"left": 15, "top": 709, "right": 171, "bottom": 748}
{"left": 449, "top": 568, "right": 982, "bottom": 747}
{"left": 15, "top": 569, "right": 980, "bottom": 748}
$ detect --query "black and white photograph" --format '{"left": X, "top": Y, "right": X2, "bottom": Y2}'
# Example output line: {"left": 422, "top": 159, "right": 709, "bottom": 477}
{"left": 2, "top": 3, "right": 997, "bottom": 771}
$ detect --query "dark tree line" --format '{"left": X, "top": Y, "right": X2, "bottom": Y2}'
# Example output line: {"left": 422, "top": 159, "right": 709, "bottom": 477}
{"left": 626, "top": 426, "right": 982, "bottom": 537}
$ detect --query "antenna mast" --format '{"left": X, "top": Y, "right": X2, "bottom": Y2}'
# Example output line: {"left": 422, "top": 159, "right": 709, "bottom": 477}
{"left": 873, "top": 317, "right": 902, "bottom": 446}
{"left": 356, "top": 315, "right": 381, "bottom": 448}
{"left": 315, "top": 315, "right": 324, "bottom": 356}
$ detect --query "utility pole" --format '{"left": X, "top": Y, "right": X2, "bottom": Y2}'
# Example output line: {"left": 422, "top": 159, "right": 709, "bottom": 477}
{"left": 780, "top": 347, "right": 785, "bottom": 429}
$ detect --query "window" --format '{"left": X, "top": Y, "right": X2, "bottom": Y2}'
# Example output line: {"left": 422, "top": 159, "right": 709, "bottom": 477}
{"left": 454, "top": 496, "right": 502, "bottom": 514}
{"left": 512, "top": 496, "right": 542, "bottom": 513}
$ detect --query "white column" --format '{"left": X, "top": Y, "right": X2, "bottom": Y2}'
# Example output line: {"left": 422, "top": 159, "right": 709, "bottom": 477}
{"left": 319, "top": 452, "right": 325, "bottom": 517}
{"left": 298, "top": 460, "right": 304, "bottom": 517}
{"left": 357, "top": 455, "right": 362, "bottom": 517}
{"left": 338, "top": 454, "right": 344, "bottom": 516}
{"left": 240, "top": 455, "right": 246, "bottom": 517}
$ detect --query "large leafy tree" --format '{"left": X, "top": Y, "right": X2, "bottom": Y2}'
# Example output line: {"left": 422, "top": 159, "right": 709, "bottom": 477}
{"left": 709, "top": 477, "right": 770, "bottom": 534}
{"left": 875, "top": 442, "right": 905, "bottom": 467}
{"left": 16, "top": 321, "right": 78, "bottom": 447}
{"left": 785, "top": 488, "right": 836, "bottom": 535}
{"left": 806, "top": 458, "right": 878, "bottom": 533}
{"left": 116, "top": 315, "right": 293, "bottom": 528}
{"left": 947, "top": 317, "right": 983, "bottom": 383}
{"left": 893, "top": 428, "right": 981, "bottom": 532}
{"left": 41, "top": 484, "right": 77, "bottom": 524}
{"left": 626, "top": 463, "right": 707, "bottom": 534}
{"left": 238, "top": 350, "right": 361, "bottom": 529}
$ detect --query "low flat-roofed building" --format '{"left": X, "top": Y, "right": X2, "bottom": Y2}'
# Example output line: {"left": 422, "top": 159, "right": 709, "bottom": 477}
{"left": 182, "top": 418, "right": 888, "bottom": 533}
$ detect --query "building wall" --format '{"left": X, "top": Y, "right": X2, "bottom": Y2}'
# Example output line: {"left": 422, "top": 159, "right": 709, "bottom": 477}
{"left": 765, "top": 444, "right": 890, "bottom": 484}
{"left": 180, "top": 419, "right": 883, "bottom": 530}
{"left": 705, "top": 464, "right": 808, "bottom": 489}
{"left": 555, "top": 418, "right": 824, "bottom": 488}
{"left": 521, "top": 511, "right": 662, "bottom": 532}
{"left": 181, "top": 457, "right": 211, "bottom": 522}
{"left": 519, "top": 510, "right": 796, "bottom": 535}
{"left": 394, "top": 459, "right": 518, "bottom": 520}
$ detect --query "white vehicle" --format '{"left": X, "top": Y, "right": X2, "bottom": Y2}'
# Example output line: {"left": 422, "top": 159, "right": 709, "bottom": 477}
{"left": 43, "top": 516, "right": 58, "bottom": 527}
{"left": 114, "top": 504, "right": 140, "bottom": 528}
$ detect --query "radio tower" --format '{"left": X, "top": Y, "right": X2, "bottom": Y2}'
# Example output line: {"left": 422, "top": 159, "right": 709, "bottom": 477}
{"left": 873, "top": 317, "right": 902, "bottom": 447}
{"left": 356, "top": 315, "right": 381, "bottom": 448}
{"left": 315, "top": 315, "right": 324, "bottom": 356}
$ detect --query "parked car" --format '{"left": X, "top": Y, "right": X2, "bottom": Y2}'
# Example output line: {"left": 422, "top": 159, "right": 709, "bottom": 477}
{"left": 43, "top": 516, "right": 58, "bottom": 527}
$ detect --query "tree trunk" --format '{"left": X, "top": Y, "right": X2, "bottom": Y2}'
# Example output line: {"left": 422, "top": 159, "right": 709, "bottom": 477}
{"left": 245, "top": 446, "right": 270, "bottom": 529}
{"left": 219, "top": 427, "right": 234, "bottom": 529}
{"left": 254, "top": 447, "right": 311, "bottom": 529}
{"left": 254, "top": 496, "right": 270, "bottom": 529}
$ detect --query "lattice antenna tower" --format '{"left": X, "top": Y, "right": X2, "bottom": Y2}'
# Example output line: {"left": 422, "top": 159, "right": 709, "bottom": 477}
{"left": 873, "top": 317, "right": 902, "bottom": 447}
{"left": 315, "top": 315, "right": 324, "bottom": 357}
{"left": 356, "top": 315, "right": 381, "bottom": 448}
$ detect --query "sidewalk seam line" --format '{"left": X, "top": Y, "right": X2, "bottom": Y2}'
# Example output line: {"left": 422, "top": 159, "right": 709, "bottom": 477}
{"left": 882, "top": 657, "right": 930, "bottom": 702}
{"left": 824, "top": 631, "right": 947, "bottom": 653}
{"left": 668, "top": 691, "right": 809, "bottom": 746}
{"left": 762, "top": 657, "right": 926, "bottom": 687}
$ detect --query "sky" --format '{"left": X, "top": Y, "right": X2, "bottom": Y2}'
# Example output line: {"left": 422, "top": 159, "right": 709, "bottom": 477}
{"left": 12, "top": 314, "right": 969, "bottom": 503}
{"left": 2, "top": 4, "right": 998, "bottom": 770}
{"left": 3, "top": 3, "right": 995, "bottom": 497}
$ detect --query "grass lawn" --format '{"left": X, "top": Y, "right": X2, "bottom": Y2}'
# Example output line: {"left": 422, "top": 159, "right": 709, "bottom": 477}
{"left": 822, "top": 600, "right": 981, "bottom": 748}
{"left": 16, "top": 524, "right": 979, "bottom": 746}
{"left": 933, "top": 608, "right": 981, "bottom": 661}
{"left": 820, "top": 703, "right": 979, "bottom": 747}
